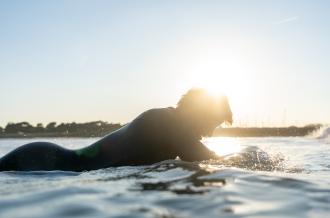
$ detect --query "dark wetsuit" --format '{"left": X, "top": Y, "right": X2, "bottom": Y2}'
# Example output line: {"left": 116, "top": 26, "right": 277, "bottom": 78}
{"left": 0, "top": 108, "right": 217, "bottom": 172}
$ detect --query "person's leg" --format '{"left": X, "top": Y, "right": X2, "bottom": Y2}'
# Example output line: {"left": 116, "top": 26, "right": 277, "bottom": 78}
{"left": 0, "top": 142, "right": 76, "bottom": 171}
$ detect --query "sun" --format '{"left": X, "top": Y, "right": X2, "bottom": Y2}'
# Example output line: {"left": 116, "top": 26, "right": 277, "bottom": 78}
{"left": 172, "top": 38, "right": 262, "bottom": 127}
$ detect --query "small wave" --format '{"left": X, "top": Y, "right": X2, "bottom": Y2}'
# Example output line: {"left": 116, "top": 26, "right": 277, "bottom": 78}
{"left": 203, "top": 146, "right": 286, "bottom": 172}
{"left": 132, "top": 153, "right": 300, "bottom": 195}
{"left": 148, "top": 146, "right": 296, "bottom": 173}
{"left": 309, "top": 125, "right": 330, "bottom": 140}
{"left": 144, "top": 146, "right": 289, "bottom": 174}
{"left": 225, "top": 146, "right": 285, "bottom": 171}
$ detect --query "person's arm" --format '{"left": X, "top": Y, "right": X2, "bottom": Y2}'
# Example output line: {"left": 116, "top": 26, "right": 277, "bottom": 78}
{"left": 178, "top": 141, "right": 218, "bottom": 162}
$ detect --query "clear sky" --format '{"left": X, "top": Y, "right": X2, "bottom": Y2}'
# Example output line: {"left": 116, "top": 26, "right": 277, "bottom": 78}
{"left": 1, "top": 0, "right": 330, "bottom": 127}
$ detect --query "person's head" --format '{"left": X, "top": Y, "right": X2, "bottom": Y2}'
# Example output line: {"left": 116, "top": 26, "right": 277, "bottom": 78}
{"left": 176, "top": 88, "right": 232, "bottom": 137}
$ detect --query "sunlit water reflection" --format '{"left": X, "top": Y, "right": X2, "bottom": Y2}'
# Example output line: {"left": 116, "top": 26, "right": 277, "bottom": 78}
{"left": 0, "top": 136, "right": 330, "bottom": 218}
{"left": 204, "top": 137, "right": 242, "bottom": 156}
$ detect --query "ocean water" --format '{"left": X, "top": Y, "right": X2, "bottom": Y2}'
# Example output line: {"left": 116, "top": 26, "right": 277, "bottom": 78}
{"left": 0, "top": 128, "right": 329, "bottom": 218}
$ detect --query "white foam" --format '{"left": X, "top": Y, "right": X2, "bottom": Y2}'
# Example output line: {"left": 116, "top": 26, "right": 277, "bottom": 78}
{"left": 309, "top": 125, "right": 330, "bottom": 142}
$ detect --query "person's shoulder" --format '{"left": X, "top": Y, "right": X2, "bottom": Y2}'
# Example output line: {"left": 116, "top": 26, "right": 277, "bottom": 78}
{"left": 147, "top": 107, "right": 175, "bottom": 115}
{"left": 133, "top": 107, "right": 175, "bottom": 124}
{"left": 140, "top": 107, "right": 174, "bottom": 117}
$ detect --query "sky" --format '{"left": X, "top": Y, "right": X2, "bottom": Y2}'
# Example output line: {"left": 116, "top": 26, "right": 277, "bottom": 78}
{"left": 0, "top": 0, "right": 330, "bottom": 127}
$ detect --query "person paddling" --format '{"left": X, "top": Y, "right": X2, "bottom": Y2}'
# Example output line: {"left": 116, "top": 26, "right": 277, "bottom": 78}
{"left": 0, "top": 88, "right": 232, "bottom": 171}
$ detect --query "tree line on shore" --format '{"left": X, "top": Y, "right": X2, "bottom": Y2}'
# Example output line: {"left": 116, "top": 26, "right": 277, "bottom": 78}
{"left": 0, "top": 121, "right": 123, "bottom": 137}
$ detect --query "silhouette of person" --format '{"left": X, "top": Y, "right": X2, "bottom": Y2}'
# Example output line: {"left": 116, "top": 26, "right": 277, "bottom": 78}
{"left": 0, "top": 88, "right": 232, "bottom": 171}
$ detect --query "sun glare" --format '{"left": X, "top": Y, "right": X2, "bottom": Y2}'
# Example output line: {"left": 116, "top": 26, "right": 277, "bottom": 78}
{"left": 203, "top": 137, "right": 242, "bottom": 157}
{"left": 177, "top": 43, "right": 260, "bottom": 127}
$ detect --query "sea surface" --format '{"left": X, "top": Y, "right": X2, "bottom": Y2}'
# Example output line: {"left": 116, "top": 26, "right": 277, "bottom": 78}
{"left": 0, "top": 128, "right": 330, "bottom": 218}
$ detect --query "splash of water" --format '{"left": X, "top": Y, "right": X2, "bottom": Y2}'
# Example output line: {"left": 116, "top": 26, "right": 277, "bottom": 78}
{"left": 203, "top": 146, "right": 285, "bottom": 172}
{"left": 310, "top": 125, "right": 330, "bottom": 141}
{"left": 204, "top": 137, "right": 301, "bottom": 172}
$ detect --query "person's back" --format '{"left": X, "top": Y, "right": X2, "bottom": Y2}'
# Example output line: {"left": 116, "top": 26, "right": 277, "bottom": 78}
{"left": 87, "top": 107, "right": 180, "bottom": 167}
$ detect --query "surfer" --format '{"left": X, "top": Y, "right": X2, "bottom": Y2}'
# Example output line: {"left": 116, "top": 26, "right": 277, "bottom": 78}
{"left": 0, "top": 88, "right": 232, "bottom": 171}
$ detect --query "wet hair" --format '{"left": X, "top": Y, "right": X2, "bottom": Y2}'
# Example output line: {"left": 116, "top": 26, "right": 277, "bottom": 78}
{"left": 177, "top": 88, "right": 232, "bottom": 124}
{"left": 177, "top": 88, "right": 212, "bottom": 109}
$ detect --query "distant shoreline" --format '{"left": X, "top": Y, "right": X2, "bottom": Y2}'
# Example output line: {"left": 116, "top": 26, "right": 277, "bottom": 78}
{"left": 0, "top": 125, "right": 321, "bottom": 138}
{"left": 213, "top": 125, "right": 320, "bottom": 137}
